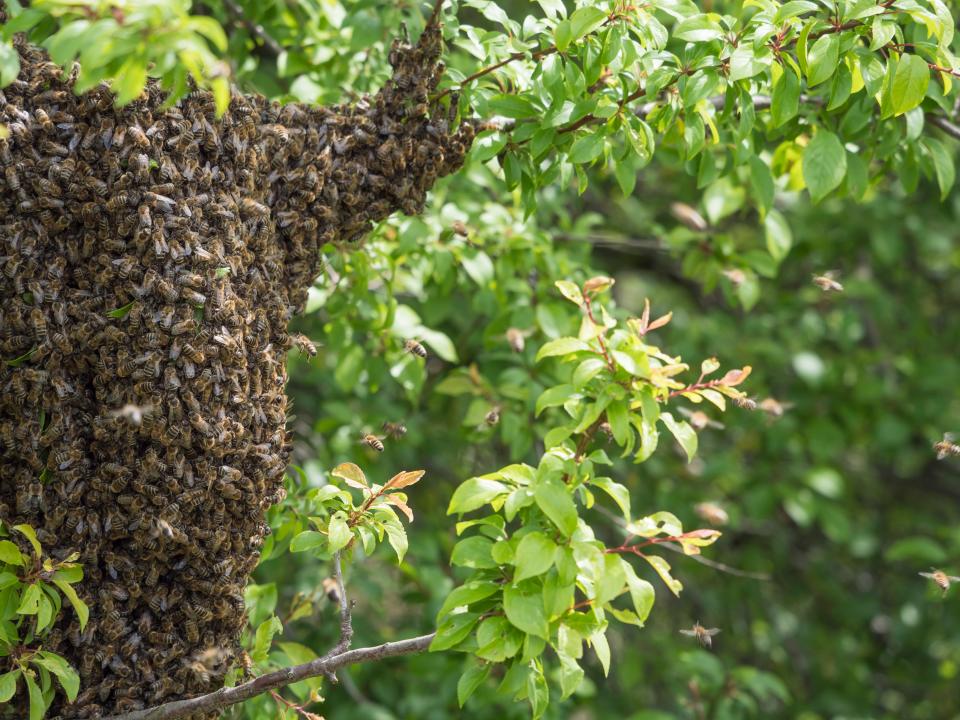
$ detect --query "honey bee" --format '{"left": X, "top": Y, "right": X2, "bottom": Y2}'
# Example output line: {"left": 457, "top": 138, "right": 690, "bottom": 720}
{"left": 484, "top": 408, "right": 500, "bottom": 426}
{"left": 362, "top": 433, "right": 385, "bottom": 452}
{"left": 404, "top": 338, "right": 427, "bottom": 358}
{"left": 680, "top": 622, "right": 721, "bottom": 648}
{"left": 29, "top": 307, "right": 47, "bottom": 341}
{"left": 722, "top": 268, "right": 747, "bottom": 286}
{"left": 919, "top": 568, "right": 960, "bottom": 596}
{"left": 505, "top": 327, "right": 526, "bottom": 353}
{"left": 451, "top": 220, "right": 469, "bottom": 237}
{"left": 759, "top": 397, "right": 793, "bottom": 418}
{"left": 382, "top": 421, "right": 407, "bottom": 439}
{"left": 678, "top": 407, "right": 724, "bottom": 431}
{"left": 292, "top": 333, "right": 318, "bottom": 356}
{"left": 669, "top": 202, "right": 709, "bottom": 232}
{"left": 812, "top": 271, "right": 844, "bottom": 292}
{"left": 694, "top": 502, "right": 729, "bottom": 526}
{"left": 734, "top": 395, "right": 758, "bottom": 410}
{"left": 933, "top": 433, "right": 960, "bottom": 460}
{"left": 108, "top": 403, "right": 154, "bottom": 425}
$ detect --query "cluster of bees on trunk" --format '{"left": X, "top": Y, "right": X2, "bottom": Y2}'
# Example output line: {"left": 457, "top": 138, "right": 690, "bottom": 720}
{"left": 0, "top": 14, "right": 473, "bottom": 719}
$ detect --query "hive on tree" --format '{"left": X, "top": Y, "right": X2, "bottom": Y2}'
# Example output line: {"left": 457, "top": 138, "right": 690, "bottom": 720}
{"left": 0, "top": 16, "right": 473, "bottom": 718}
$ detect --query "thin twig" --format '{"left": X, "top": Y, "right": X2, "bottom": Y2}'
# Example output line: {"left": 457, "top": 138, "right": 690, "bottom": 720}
{"left": 101, "top": 634, "right": 436, "bottom": 720}
{"left": 325, "top": 551, "right": 353, "bottom": 658}
{"left": 221, "top": 0, "right": 284, "bottom": 57}
{"left": 425, "top": 0, "right": 446, "bottom": 30}
{"left": 592, "top": 504, "right": 769, "bottom": 581}
{"left": 926, "top": 112, "right": 960, "bottom": 141}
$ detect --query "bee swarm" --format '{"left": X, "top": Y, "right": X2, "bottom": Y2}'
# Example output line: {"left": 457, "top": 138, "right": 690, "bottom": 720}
{"left": 0, "top": 17, "right": 472, "bottom": 719}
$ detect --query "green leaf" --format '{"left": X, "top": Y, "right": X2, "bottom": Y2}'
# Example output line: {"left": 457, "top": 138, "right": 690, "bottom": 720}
{"left": 36, "top": 592, "right": 53, "bottom": 632}
{"left": 251, "top": 616, "right": 283, "bottom": 663}
{"left": 13, "top": 525, "right": 41, "bottom": 557}
{"left": 674, "top": 14, "right": 723, "bottom": 42}
{"left": 513, "top": 532, "right": 557, "bottom": 582}
{"left": 590, "top": 477, "right": 631, "bottom": 521}
{"left": 644, "top": 554, "right": 683, "bottom": 596}
{"left": 17, "top": 583, "right": 41, "bottom": 615}
{"left": 431, "top": 612, "right": 480, "bottom": 651}
{"left": 890, "top": 53, "right": 930, "bottom": 117}
{"left": 0, "top": 42, "right": 20, "bottom": 88}
{"left": 33, "top": 652, "right": 79, "bottom": 702}
{"left": 51, "top": 578, "right": 88, "bottom": 630}
{"left": 536, "top": 337, "right": 591, "bottom": 361}
{"left": 924, "top": 137, "right": 955, "bottom": 200}
{"left": 211, "top": 76, "right": 230, "bottom": 117}
{"left": 534, "top": 478, "right": 578, "bottom": 536}
{"left": 771, "top": 63, "right": 800, "bottom": 127}
{"left": 536, "top": 384, "right": 575, "bottom": 416}
{"left": 569, "top": 133, "right": 604, "bottom": 164}
{"left": 590, "top": 629, "right": 611, "bottom": 676}
{"left": 749, "top": 155, "right": 775, "bottom": 216}
{"left": 555, "top": 280, "right": 584, "bottom": 306}
{"left": 289, "top": 531, "right": 326, "bottom": 553}
{"left": 331, "top": 462, "right": 367, "bottom": 489}
{"left": 25, "top": 672, "right": 44, "bottom": 720}
{"left": 806, "top": 34, "right": 839, "bottom": 87}
{"left": 568, "top": 6, "right": 607, "bottom": 41}
{"left": 595, "top": 554, "right": 626, "bottom": 605}
{"left": 802, "top": 131, "right": 847, "bottom": 202}
{"left": 451, "top": 536, "right": 498, "bottom": 569}
{"left": 558, "top": 653, "right": 584, "bottom": 699}
{"left": 327, "top": 512, "right": 353, "bottom": 553}
{"left": 458, "top": 662, "right": 491, "bottom": 706}
{"left": 503, "top": 583, "right": 549, "bottom": 639}
{"left": 0, "top": 669, "right": 19, "bottom": 703}
{"left": 448, "top": 478, "right": 509, "bottom": 514}
{"left": 488, "top": 94, "right": 539, "bottom": 119}
{"left": 660, "top": 412, "right": 698, "bottom": 462}
{"left": 624, "top": 564, "right": 656, "bottom": 623}
{"left": 438, "top": 580, "right": 500, "bottom": 619}
{"left": 764, "top": 209, "right": 793, "bottom": 262}
{"left": 573, "top": 357, "right": 607, "bottom": 388}
{"left": 0, "top": 540, "right": 24, "bottom": 566}
{"left": 113, "top": 56, "right": 147, "bottom": 106}
{"left": 460, "top": 249, "right": 495, "bottom": 286}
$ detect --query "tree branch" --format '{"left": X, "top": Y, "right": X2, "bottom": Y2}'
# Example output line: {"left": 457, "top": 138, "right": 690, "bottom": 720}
{"left": 926, "top": 112, "right": 960, "bottom": 141}
{"left": 221, "top": 0, "right": 284, "bottom": 57}
{"left": 101, "top": 634, "right": 436, "bottom": 720}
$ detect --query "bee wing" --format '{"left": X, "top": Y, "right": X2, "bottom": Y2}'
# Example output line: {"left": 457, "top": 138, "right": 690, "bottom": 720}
{"left": 705, "top": 628, "right": 722, "bottom": 636}
{"left": 949, "top": 575, "right": 960, "bottom": 583}
{"left": 679, "top": 629, "right": 697, "bottom": 637}
{"left": 919, "top": 572, "right": 936, "bottom": 579}
{"left": 944, "top": 432, "right": 957, "bottom": 442}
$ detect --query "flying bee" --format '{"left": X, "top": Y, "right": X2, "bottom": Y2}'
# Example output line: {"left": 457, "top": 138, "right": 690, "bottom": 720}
{"left": 669, "top": 201, "right": 709, "bottom": 232}
{"left": 505, "top": 327, "right": 528, "bottom": 353}
{"left": 722, "top": 268, "right": 747, "bottom": 286}
{"left": 680, "top": 622, "right": 721, "bottom": 648}
{"left": 734, "top": 395, "right": 758, "bottom": 411}
{"left": 484, "top": 407, "right": 501, "bottom": 426}
{"left": 108, "top": 403, "right": 154, "bottom": 425}
{"left": 694, "top": 501, "right": 729, "bottom": 526}
{"left": 382, "top": 421, "right": 407, "bottom": 439}
{"left": 404, "top": 338, "right": 427, "bottom": 358}
{"left": 362, "top": 433, "right": 385, "bottom": 452}
{"left": 812, "top": 271, "right": 844, "bottom": 292}
{"left": 322, "top": 577, "right": 341, "bottom": 603}
{"left": 451, "top": 220, "right": 469, "bottom": 237}
{"left": 920, "top": 568, "right": 960, "bottom": 596}
{"left": 678, "top": 407, "right": 725, "bottom": 431}
{"left": 759, "top": 397, "right": 793, "bottom": 418}
{"left": 292, "top": 333, "right": 318, "bottom": 357}
{"left": 933, "top": 432, "right": 960, "bottom": 460}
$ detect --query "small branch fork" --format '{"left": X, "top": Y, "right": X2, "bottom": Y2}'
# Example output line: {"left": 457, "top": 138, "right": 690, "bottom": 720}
{"left": 101, "top": 551, "right": 437, "bottom": 720}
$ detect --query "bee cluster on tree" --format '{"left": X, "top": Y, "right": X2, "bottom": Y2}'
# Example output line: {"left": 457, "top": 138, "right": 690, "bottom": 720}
{"left": 0, "top": 9, "right": 472, "bottom": 717}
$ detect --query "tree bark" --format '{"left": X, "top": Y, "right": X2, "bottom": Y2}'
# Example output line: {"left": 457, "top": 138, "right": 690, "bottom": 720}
{"left": 0, "top": 18, "right": 472, "bottom": 718}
